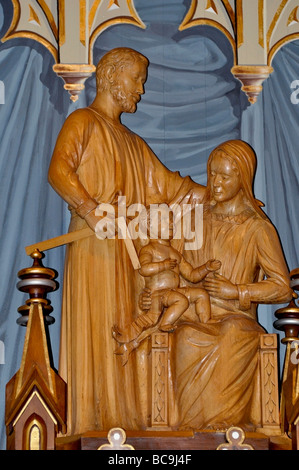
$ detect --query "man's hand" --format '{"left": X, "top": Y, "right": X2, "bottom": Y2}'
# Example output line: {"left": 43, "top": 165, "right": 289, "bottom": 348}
{"left": 85, "top": 209, "right": 117, "bottom": 239}
{"left": 84, "top": 209, "right": 102, "bottom": 231}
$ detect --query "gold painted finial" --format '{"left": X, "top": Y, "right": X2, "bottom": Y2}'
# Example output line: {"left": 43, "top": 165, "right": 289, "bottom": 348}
{"left": 30, "top": 249, "right": 43, "bottom": 260}
{"left": 231, "top": 65, "right": 274, "bottom": 104}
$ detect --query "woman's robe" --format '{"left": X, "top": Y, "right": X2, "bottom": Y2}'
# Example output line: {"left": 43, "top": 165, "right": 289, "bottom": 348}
{"left": 169, "top": 207, "right": 293, "bottom": 430}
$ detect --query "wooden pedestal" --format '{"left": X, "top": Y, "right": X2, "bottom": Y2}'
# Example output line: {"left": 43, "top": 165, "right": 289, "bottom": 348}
{"left": 56, "top": 429, "right": 271, "bottom": 451}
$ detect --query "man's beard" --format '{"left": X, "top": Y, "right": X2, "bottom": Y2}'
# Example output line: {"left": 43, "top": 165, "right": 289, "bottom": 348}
{"left": 110, "top": 83, "right": 137, "bottom": 113}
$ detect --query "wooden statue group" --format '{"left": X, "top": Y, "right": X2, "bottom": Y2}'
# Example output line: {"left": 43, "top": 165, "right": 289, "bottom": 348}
{"left": 46, "top": 47, "right": 293, "bottom": 436}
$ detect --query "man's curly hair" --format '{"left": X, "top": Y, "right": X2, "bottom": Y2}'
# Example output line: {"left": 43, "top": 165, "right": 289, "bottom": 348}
{"left": 96, "top": 47, "right": 148, "bottom": 92}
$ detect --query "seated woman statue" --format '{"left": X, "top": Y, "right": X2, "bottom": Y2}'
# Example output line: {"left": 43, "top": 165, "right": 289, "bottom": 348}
{"left": 167, "top": 139, "right": 293, "bottom": 431}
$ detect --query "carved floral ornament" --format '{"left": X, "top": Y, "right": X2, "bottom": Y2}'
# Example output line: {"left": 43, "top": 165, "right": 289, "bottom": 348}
{"left": 1, "top": 0, "right": 299, "bottom": 103}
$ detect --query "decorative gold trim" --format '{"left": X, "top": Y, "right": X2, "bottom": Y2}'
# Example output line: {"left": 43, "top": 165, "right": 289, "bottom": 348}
{"left": 268, "top": 32, "right": 299, "bottom": 64}
{"left": 1, "top": 0, "right": 58, "bottom": 62}
{"left": 24, "top": 418, "right": 46, "bottom": 450}
{"left": 88, "top": 1, "right": 145, "bottom": 63}
{"left": 231, "top": 65, "right": 273, "bottom": 75}
{"left": 29, "top": 5, "right": 41, "bottom": 26}
{"left": 288, "top": 6, "right": 299, "bottom": 27}
{"left": 2, "top": 31, "right": 58, "bottom": 62}
{"left": 15, "top": 304, "right": 54, "bottom": 396}
{"left": 36, "top": 0, "right": 58, "bottom": 40}
{"left": 53, "top": 63, "right": 96, "bottom": 73}
{"left": 179, "top": 16, "right": 237, "bottom": 64}
{"left": 258, "top": 0, "right": 264, "bottom": 48}
{"left": 206, "top": 0, "right": 218, "bottom": 15}
{"left": 58, "top": 0, "right": 65, "bottom": 48}
{"left": 53, "top": 63, "right": 96, "bottom": 101}
{"left": 222, "top": 0, "right": 236, "bottom": 32}
{"left": 89, "top": 0, "right": 101, "bottom": 32}
{"left": 80, "top": 0, "right": 87, "bottom": 47}
{"left": 274, "top": 305, "right": 299, "bottom": 315}
{"left": 29, "top": 423, "right": 42, "bottom": 450}
{"left": 179, "top": 0, "right": 196, "bottom": 30}
{"left": 89, "top": 17, "right": 145, "bottom": 64}
{"left": 108, "top": 0, "right": 120, "bottom": 9}
{"left": 236, "top": 0, "right": 243, "bottom": 47}
{"left": 1, "top": 0, "right": 20, "bottom": 43}
{"left": 64, "top": 83, "right": 85, "bottom": 93}
{"left": 13, "top": 390, "right": 58, "bottom": 428}
{"left": 267, "top": 0, "right": 288, "bottom": 52}
{"left": 17, "top": 266, "right": 56, "bottom": 278}
{"left": 231, "top": 65, "right": 273, "bottom": 103}
{"left": 127, "top": 0, "right": 145, "bottom": 27}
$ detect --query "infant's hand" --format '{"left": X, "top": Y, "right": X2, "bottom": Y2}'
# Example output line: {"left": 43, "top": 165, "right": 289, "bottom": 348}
{"left": 198, "top": 311, "right": 210, "bottom": 324}
{"left": 206, "top": 259, "right": 221, "bottom": 272}
{"left": 164, "top": 258, "right": 177, "bottom": 270}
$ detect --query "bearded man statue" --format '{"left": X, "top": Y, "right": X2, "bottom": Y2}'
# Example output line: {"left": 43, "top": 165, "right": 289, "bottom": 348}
{"left": 48, "top": 47, "right": 205, "bottom": 435}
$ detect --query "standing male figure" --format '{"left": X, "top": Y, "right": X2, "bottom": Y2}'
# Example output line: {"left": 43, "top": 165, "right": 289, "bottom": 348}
{"left": 48, "top": 47, "right": 205, "bottom": 435}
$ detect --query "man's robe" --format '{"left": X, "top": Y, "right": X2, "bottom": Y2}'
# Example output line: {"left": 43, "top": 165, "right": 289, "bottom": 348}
{"left": 48, "top": 107, "right": 204, "bottom": 434}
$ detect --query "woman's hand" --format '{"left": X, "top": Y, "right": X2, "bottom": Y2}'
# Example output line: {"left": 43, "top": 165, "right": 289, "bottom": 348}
{"left": 203, "top": 273, "right": 239, "bottom": 300}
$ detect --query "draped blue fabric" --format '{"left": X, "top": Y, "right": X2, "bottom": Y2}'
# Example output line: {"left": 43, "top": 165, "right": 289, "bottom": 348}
{"left": 242, "top": 42, "right": 299, "bottom": 272}
{"left": 241, "top": 42, "right": 299, "bottom": 347}
{"left": 0, "top": 0, "right": 298, "bottom": 449}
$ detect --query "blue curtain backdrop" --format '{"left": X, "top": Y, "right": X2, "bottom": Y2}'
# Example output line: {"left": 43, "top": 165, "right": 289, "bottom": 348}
{"left": 0, "top": 0, "right": 298, "bottom": 449}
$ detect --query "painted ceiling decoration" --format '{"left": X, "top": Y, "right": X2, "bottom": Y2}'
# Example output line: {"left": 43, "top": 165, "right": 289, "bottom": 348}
{"left": 1, "top": 0, "right": 146, "bottom": 101}
{"left": 1, "top": 0, "right": 299, "bottom": 103}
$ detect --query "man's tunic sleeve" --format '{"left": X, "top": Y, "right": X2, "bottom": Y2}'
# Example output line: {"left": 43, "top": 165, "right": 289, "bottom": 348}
{"left": 48, "top": 110, "right": 97, "bottom": 216}
{"left": 140, "top": 138, "right": 206, "bottom": 207}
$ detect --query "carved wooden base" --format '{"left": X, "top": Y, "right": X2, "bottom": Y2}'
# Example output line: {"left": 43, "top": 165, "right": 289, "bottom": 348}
{"left": 292, "top": 422, "right": 299, "bottom": 450}
{"left": 258, "top": 334, "right": 281, "bottom": 435}
{"left": 56, "top": 429, "right": 272, "bottom": 451}
{"left": 151, "top": 332, "right": 169, "bottom": 427}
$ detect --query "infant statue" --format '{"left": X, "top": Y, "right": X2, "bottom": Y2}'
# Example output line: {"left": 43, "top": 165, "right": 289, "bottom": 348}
{"left": 112, "top": 205, "right": 221, "bottom": 364}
